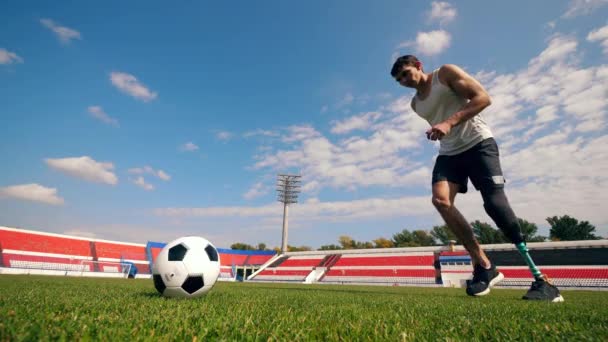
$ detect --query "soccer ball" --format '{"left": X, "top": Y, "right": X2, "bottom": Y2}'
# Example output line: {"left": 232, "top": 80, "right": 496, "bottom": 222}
{"left": 152, "top": 236, "right": 221, "bottom": 298}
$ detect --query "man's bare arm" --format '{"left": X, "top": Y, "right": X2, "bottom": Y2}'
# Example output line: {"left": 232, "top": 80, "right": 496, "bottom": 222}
{"left": 426, "top": 64, "right": 492, "bottom": 141}
{"left": 440, "top": 64, "right": 492, "bottom": 128}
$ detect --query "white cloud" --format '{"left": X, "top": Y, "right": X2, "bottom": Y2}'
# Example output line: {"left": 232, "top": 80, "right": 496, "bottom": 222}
{"left": 45, "top": 156, "right": 117, "bottom": 185}
{"left": 243, "top": 129, "right": 280, "bottom": 138}
{"left": 336, "top": 93, "right": 355, "bottom": 108}
{"left": 216, "top": 131, "right": 233, "bottom": 141}
{"left": 157, "top": 170, "right": 171, "bottom": 181}
{"left": 128, "top": 166, "right": 171, "bottom": 181}
{"left": 398, "top": 30, "right": 451, "bottom": 56}
{"left": 245, "top": 32, "right": 608, "bottom": 233}
{"left": 155, "top": 195, "right": 433, "bottom": 221}
{"left": 180, "top": 142, "right": 199, "bottom": 151}
{"left": 155, "top": 204, "right": 278, "bottom": 218}
{"left": 110, "top": 72, "right": 157, "bottom": 102}
{"left": 133, "top": 176, "right": 154, "bottom": 191}
{"left": 535, "top": 105, "right": 558, "bottom": 124}
{"left": 0, "top": 48, "right": 23, "bottom": 65}
{"left": 88, "top": 106, "right": 119, "bottom": 127}
{"left": 243, "top": 182, "right": 268, "bottom": 200}
{"left": 60, "top": 223, "right": 210, "bottom": 245}
{"left": 40, "top": 18, "right": 81, "bottom": 44}
{"left": 0, "top": 183, "right": 64, "bottom": 205}
{"left": 253, "top": 115, "right": 428, "bottom": 190}
{"left": 331, "top": 112, "right": 382, "bottom": 134}
{"left": 587, "top": 24, "right": 608, "bottom": 55}
{"left": 563, "top": 0, "right": 608, "bottom": 18}
{"left": 427, "top": 2, "right": 457, "bottom": 26}
{"left": 477, "top": 34, "right": 602, "bottom": 141}
{"left": 302, "top": 180, "right": 321, "bottom": 193}
{"left": 281, "top": 125, "right": 322, "bottom": 143}
{"left": 528, "top": 35, "right": 578, "bottom": 71}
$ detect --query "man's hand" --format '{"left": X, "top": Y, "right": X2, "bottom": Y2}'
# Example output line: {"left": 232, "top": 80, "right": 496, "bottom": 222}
{"left": 426, "top": 121, "right": 452, "bottom": 141}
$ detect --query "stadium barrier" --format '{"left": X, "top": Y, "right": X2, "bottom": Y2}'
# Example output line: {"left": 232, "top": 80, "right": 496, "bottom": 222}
{"left": 0, "top": 226, "right": 149, "bottom": 279}
{"left": 248, "top": 240, "right": 608, "bottom": 289}
{"left": 3, "top": 226, "right": 606, "bottom": 289}
{"left": 0, "top": 227, "right": 276, "bottom": 280}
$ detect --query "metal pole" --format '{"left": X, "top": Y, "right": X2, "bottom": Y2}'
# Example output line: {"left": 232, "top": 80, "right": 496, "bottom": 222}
{"left": 277, "top": 174, "right": 300, "bottom": 255}
{"left": 281, "top": 202, "right": 289, "bottom": 253}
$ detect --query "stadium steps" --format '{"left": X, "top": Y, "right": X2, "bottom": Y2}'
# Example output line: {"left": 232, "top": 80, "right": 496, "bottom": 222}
{"left": 317, "top": 254, "right": 342, "bottom": 282}
{"left": 89, "top": 241, "right": 99, "bottom": 272}
{"left": 267, "top": 255, "right": 289, "bottom": 268}
{"left": 317, "top": 255, "right": 332, "bottom": 267}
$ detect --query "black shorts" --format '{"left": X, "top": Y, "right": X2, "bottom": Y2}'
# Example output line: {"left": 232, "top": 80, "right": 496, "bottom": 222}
{"left": 432, "top": 138, "right": 505, "bottom": 194}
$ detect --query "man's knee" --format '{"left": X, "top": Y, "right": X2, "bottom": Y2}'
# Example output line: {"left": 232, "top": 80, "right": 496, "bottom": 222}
{"left": 432, "top": 196, "right": 452, "bottom": 212}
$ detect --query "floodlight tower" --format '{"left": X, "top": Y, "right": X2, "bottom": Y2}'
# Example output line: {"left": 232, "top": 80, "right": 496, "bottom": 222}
{"left": 277, "top": 174, "right": 301, "bottom": 254}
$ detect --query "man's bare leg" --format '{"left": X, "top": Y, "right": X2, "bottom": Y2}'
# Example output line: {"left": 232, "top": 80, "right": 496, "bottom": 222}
{"left": 432, "top": 181, "right": 491, "bottom": 268}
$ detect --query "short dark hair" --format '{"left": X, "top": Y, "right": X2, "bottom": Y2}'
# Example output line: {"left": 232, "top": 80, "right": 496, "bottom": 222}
{"left": 390, "top": 55, "right": 420, "bottom": 77}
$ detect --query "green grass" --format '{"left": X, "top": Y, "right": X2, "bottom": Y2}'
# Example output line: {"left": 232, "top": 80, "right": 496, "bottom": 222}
{"left": 1, "top": 275, "right": 607, "bottom": 341}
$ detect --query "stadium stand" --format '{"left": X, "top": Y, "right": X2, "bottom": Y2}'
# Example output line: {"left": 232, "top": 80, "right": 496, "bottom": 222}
{"left": 94, "top": 241, "right": 150, "bottom": 274}
{"left": 249, "top": 251, "right": 437, "bottom": 285}
{"left": 217, "top": 249, "right": 276, "bottom": 281}
{"left": 440, "top": 245, "right": 608, "bottom": 288}
{"left": 0, "top": 227, "right": 94, "bottom": 273}
{"left": 249, "top": 240, "right": 608, "bottom": 289}
{"left": 0, "top": 227, "right": 92, "bottom": 257}
{"left": 2, "top": 226, "right": 606, "bottom": 289}
{"left": 322, "top": 253, "right": 437, "bottom": 285}
{"left": 0, "top": 226, "right": 146, "bottom": 276}
{"left": 0, "top": 227, "right": 276, "bottom": 279}
{"left": 252, "top": 255, "right": 325, "bottom": 282}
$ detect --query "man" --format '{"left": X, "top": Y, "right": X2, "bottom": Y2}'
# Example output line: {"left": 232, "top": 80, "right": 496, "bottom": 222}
{"left": 390, "top": 55, "right": 563, "bottom": 302}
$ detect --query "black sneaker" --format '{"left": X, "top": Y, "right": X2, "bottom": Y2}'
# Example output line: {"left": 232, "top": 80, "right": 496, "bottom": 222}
{"left": 522, "top": 276, "right": 564, "bottom": 302}
{"left": 466, "top": 264, "right": 504, "bottom": 296}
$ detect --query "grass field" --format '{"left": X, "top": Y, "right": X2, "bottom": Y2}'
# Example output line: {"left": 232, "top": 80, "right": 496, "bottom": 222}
{"left": 1, "top": 275, "right": 607, "bottom": 341}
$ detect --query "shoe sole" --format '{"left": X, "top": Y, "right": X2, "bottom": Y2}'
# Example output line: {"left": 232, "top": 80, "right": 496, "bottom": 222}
{"left": 522, "top": 294, "right": 565, "bottom": 302}
{"left": 473, "top": 272, "right": 504, "bottom": 296}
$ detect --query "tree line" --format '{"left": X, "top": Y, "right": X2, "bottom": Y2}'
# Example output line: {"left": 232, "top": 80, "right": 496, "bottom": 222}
{"left": 230, "top": 214, "right": 604, "bottom": 252}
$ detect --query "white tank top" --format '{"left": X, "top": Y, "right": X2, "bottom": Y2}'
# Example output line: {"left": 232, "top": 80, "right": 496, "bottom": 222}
{"left": 413, "top": 69, "right": 493, "bottom": 156}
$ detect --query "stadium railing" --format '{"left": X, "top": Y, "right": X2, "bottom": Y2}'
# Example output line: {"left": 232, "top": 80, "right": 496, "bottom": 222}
{"left": 248, "top": 240, "right": 608, "bottom": 289}
{"left": 0, "top": 226, "right": 147, "bottom": 279}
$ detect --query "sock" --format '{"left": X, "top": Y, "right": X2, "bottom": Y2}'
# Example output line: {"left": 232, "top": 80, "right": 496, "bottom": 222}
{"left": 516, "top": 242, "right": 542, "bottom": 279}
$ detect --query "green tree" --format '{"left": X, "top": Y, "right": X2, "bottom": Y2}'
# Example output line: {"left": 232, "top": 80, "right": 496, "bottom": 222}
{"left": 318, "top": 244, "right": 342, "bottom": 251}
{"left": 547, "top": 215, "right": 601, "bottom": 241}
{"left": 230, "top": 242, "right": 255, "bottom": 250}
{"left": 256, "top": 243, "right": 267, "bottom": 250}
{"left": 373, "top": 237, "right": 394, "bottom": 248}
{"left": 287, "top": 245, "right": 312, "bottom": 252}
{"left": 412, "top": 230, "right": 436, "bottom": 246}
{"left": 471, "top": 220, "right": 508, "bottom": 244}
{"left": 392, "top": 229, "right": 419, "bottom": 247}
{"left": 518, "top": 218, "right": 546, "bottom": 242}
{"left": 338, "top": 235, "right": 354, "bottom": 249}
{"left": 354, "top": 241, "right": 374, "bottom": 249}
{"left": 430, "top": 225, "right": 458, "bottom": 245}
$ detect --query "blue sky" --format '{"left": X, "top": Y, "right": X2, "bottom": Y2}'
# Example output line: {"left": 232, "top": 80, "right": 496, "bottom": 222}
{"left": 1, "top": 1, "right": 607, "bottom": 248}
